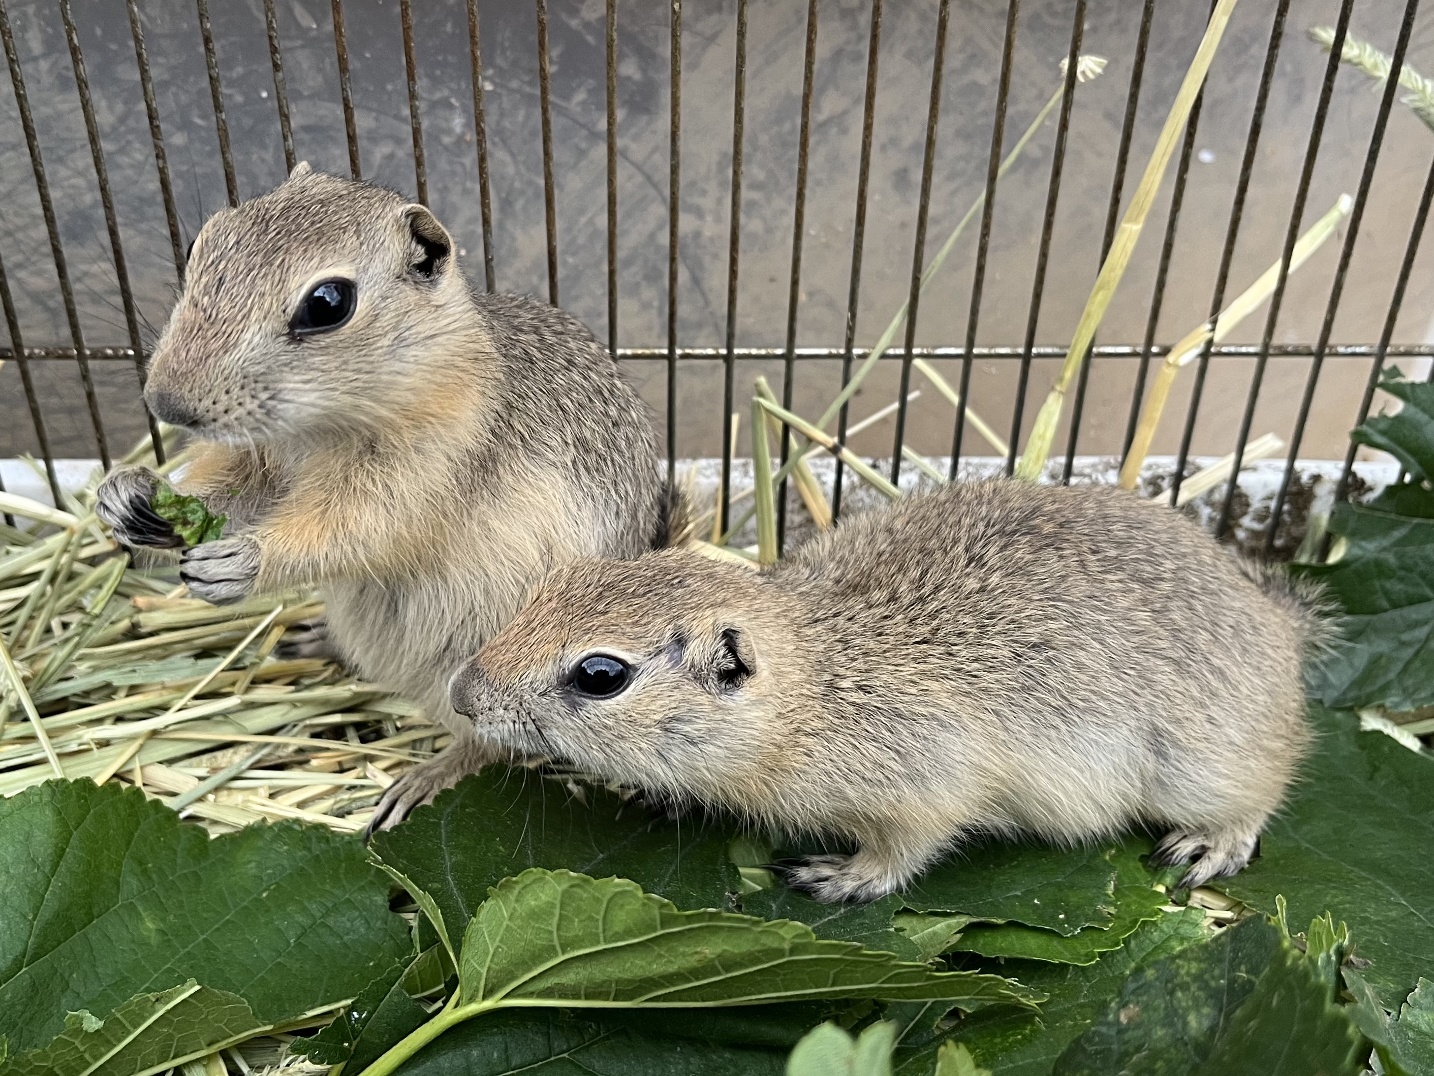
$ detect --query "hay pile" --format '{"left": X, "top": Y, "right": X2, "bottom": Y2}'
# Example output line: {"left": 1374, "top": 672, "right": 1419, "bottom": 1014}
{"left": 0, "top": 484, "right": 437, "bottom": 835}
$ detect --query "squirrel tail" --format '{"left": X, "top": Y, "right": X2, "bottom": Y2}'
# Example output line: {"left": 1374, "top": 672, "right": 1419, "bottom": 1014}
{"left": 1237, "top": 556, "right": 1339, "bottom": 654}
{"left": 653, "top": 480, "right": 696, "bottom": 549}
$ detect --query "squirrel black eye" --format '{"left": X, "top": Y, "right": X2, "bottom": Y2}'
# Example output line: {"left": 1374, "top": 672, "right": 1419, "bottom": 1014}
{"left": 570, "top": 654, "right": 631, "bottom": 698}
{"left": 289, "top": 279, "right": 356, "bottom": 336}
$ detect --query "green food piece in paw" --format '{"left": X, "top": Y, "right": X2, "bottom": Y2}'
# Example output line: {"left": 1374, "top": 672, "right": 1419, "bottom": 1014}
{"left": 151, "top": 485, "right": 227, "bottom": 546}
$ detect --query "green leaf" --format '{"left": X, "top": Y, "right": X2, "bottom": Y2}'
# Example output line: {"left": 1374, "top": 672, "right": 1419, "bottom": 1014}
{"left": 1190, "top": 942, "right": 1362, "bottom": 1075}
{"left": 293, "top": 961, "right": 429, "bottom": 1071}
{"left": 1051, "top": 915, "right": 1359, "bottom": 1074}
{"left": 382, "top": 1008, "right": 790, "bottom": 1075}
{"left": 1299, "top": 504, "right": 1434, "bottom": 710}
{"left": 948, "top": 846, "right": 1167, "bottom": 965}
{"left": 0, "top": 982, "right": 264, "bottom": 1076}
{"left": 370, "top": 771, "right": 741, "bottom": 941}
{"left": 1350, "top": 368, "right": 1434, "bottom": 484}
{"left": 0, "top": 780, "right": 408, "bottom": 1058}
{"left": 1344, "top": 971, "right": 1434, "bottom": 1076}
{"left": 896, "top": 909, "right": 1208, "bottom": 1076}
{"left": 743, "top": 891, "right": 923, "bottom": 960}
{"left": 901, "top": 842, "right": 1119, "bottom": 935}
{"left": 935, "top": 1042, "right": 991, "bottom": 1076}
{"left": 1215, "top": 706, "right": 1434, "bottom": 1001}
{"left": 151, "top": 486, "right": 227, "bottom": 547}
{"left": 787, "top": 1022, "right": 896, "bottom": 1076}
{"left": 892, "top": 915, "right": 976, "bottom": 962}
{"left": 457, "top": 870, "right": 1039, "bottom": 1010}
{"left": 1387, "top": 978, "right": 1434, "bottom": 1075}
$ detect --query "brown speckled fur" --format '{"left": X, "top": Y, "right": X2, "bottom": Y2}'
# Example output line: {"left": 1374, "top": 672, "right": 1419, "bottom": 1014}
{"left": 453, "top": 481, "right": 1326, "bottom": 902}
{"left": 95, "top": 165, "right": 666, "bottom": 829}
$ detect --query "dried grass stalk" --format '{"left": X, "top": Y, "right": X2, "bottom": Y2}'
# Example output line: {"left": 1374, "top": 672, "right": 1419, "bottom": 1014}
{"left": 1016, "top": 0, "right": 1241, "bottom": 480}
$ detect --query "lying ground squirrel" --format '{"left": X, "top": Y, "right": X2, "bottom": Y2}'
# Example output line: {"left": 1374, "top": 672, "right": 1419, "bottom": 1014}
{"left": 451, "top": 481, "right": 1326, "bottom": 902}
{"left": 97, "top": 164, "right": 670, "bottom": 830}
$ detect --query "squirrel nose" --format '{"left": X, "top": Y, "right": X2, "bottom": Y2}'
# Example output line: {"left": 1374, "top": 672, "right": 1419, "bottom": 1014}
{"left": 448, "top": 660, "right": 492, "bottom": 718}
{"left": 145, "top": 389, "right": 202, "bottom": 428}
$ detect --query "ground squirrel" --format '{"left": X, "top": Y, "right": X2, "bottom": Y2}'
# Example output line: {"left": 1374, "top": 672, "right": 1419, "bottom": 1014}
{"left": 450, "top": 481, "right": 1325, "bottom": 902}
{"left": 96, "top": 164, "right": 669, "bottom": 830}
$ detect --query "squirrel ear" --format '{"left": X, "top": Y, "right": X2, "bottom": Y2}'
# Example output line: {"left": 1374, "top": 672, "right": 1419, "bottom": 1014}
{"left": 288, "top": 160, "right": 313, "bottom": 181}
{"left": 711, "top": 626, "right": 756, "bottom": 690}
{"left": 402, "top": 204, "right": 452, "bottom": 281}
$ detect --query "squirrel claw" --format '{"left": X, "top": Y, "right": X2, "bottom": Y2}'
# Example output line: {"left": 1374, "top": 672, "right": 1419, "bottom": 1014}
{"left": 180, "top": 535, "right": 260, "bottom": 605}
{"left": 96, "top": 466, "right": 182, "bottom": 550}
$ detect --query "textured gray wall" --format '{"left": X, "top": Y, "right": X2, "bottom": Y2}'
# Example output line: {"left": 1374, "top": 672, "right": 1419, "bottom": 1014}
{"left": 2, "top": 0, "right": 1432, "bottom": 462}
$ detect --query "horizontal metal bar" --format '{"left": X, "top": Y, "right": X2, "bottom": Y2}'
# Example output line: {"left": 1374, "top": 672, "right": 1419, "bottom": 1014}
{"left": 10, "top": 344, "right": 1431, "bottom": 363}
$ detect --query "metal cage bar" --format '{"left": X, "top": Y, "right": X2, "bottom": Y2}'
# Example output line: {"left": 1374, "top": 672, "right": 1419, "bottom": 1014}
{"left": 665, "top": 0, "right": 681, "bottom": 484}
{"left": 1170, "top": 0, "right": 1292, "bottom": 506}
{"left": 718, "top": 0, "right": 749, "bottom": 535}
{"left": 195, "top": 0, "right": 238, "bottom": 206}
{"left": 1264, "top": 0, "right": 1423, "bottom": 550}
{"left": 1006, "top": 0, "right": 1084, "bottom": 476}
{"left": 125, "top": 0, "right": 186, "bottom": 280}
{"left": 831, "top": 0, "right": 883, "bottom": 519}
{"left": 0, "top": 0, "right": 111, "bottom": 469}
{"left": 399, "top": 0, "right": 428, "bottom": 206}
{"left": 950, "top": 0, "right": 1018, "bottom": 474}
{"left": 261, "top": 0, "right": 296, "bottom": 174}
{"left": 465, "top": 0, "right": 496, "bottom": 292}
{"left": 776, "top": 0, "right": 820, "bottom": 550}
{"left": 605, "top": 0, "right": 618, "bottom": 356}
{"left": 1214, "top": 0, "right": 1357, "bottom": 538}
{"left": 889, "top": 0, "right": 951, "bottom": 487}
{"left": 535, "top": 0, "right": 558, "bottom": 306}
{"left": 330, "top": 0, "right": 360, "bottom": 178}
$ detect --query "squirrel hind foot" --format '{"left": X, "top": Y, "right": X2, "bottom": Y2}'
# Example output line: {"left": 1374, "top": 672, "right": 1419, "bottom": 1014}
{"left": 1151, "top": 827, "right": 1261, "bottom": 889}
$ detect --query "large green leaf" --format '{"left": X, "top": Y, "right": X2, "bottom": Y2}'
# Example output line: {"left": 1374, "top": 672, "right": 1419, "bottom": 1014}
{"left": 1300, "top": 504, "right": 1434, "bottom": 710}
{"left": 894, "top": 910, "right": 1209, "bottom": 1076}
{"left": 948, "top": 845, "right": 1167, "bottom": 965}
{"left": 370, "top": 771, "right": 741, "bottom": 937}
{"left": 1, "top": 982, "right": 263, "bottom": 1076}
{"left": 388, "top": 1008, "right": 789, "bottom": 1074}
{"left": 1053, "top": 916, "right": 1360, "bottom": 1075}
{"left": 457, "top": 870, "right": 1039, "bottom": 1010}
{"left": 1215, "top": 707, "right": 1434, "bottom": 1001}
{"left": 901, "top": 842, "right": 1120, "bottom": 935}
{"left": 787, "top": 1022, "right": 896, "bottom": 1076}
{"left": 1350, "top": 369, "right": 1434, "bottom": 484}
{"left": 743, "top": 890, "right": 923, "bottom": 960}
{"left": 294, "top": 961, "right": 429, "bottom": 1071}
{"left": 1345, "top": 971, "right": 1434, "bottom": 1076}
{"left": 0, "top": 779, "right": 408, "bottom": 1058}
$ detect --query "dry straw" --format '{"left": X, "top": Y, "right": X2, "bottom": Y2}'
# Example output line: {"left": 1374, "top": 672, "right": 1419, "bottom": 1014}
{"left": 1016, "top": 0, "right": 1241, "bottom": 481}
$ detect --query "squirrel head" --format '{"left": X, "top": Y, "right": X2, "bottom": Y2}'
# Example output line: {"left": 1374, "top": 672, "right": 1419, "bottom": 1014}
{"left": 143, "top": 164, "right": 475, "bottom": 443}
{"left": 450, "top": 549, "right": 800, "bottom": 804}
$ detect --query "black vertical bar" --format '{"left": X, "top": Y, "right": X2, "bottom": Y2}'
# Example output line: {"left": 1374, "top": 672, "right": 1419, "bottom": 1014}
{"left": 1118, "top": 0, "right": 1216, "bottom": 479}
{"left": 606, "top": 0, "right": 618, "bottom": 355}
{"left": 195, "top": 0, "right": 239, "bottom": 206}
{"left": 125, "top": 0, "right": 186, "bottom": 280}
{"left": 59, "top": 0, "right": 164, "bottom": 463}
{"left": 950, "top": 0, "right": 1018, "bottom": 475}
{"left": 1214, "top": 0, "right": 1355, "bottom": 539}
{"left": 1333, "top": 152, "right": 1434, "bottom": 507}
{"left": 666, "top": 0, "right": 681, "bottom": 484}
{"left": 262, "top": 0, "right": 296, "bottom": 173}
{"left": 465, "top": 0, "right": 496, "bottom": 291}
{"left": 1170, "top": 0, "right": 1291, "bottom": 505}
{"left": 776, "top": 0, "right": 819, "bottom": 550}
{"left": 1265, "top": 0, "right": 1420, "bottom": 552}
{"left": 331, "top": 0, "right": 361, "bottom": 178}
{"left": 889, "top": 0, "right": 950, "bottom": 486}
{"left": 399, "top": 0, "right": 428, "bottom": 205}
{"left": 536, "top": 0, "right": 558, "bottom": 305}
{"left": 1006, "top": 0, "right": 1084, "bottom": 477}
{"left": 718, "top": 0, "right": 748, "bottom": 535}
{"left": 831, "top": 0, "right": 882, "bottom": 520}
{"left": 1062, "top": 0, "right": 1154, "bottom": 483}
{"left": 0, "top": 0, "right": 111, "bottom": 469}
{"left": 0, "top": 251, "right": 59, "bottom": 502}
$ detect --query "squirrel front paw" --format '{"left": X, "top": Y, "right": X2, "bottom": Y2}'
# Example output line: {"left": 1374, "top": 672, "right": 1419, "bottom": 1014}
{"left": 95, "top": 466, "right": 182, "bottom": 550}
{"left": 180, "top": 535, "right": 261, "bottom": 605}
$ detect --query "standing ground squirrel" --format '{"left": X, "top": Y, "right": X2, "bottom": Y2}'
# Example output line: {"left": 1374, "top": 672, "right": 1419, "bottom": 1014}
{"left": 451, "top": 481, "right": 1327, "bottom": 902}
{"left": 96, "top": 164, "right": 669, "bottom": 830}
